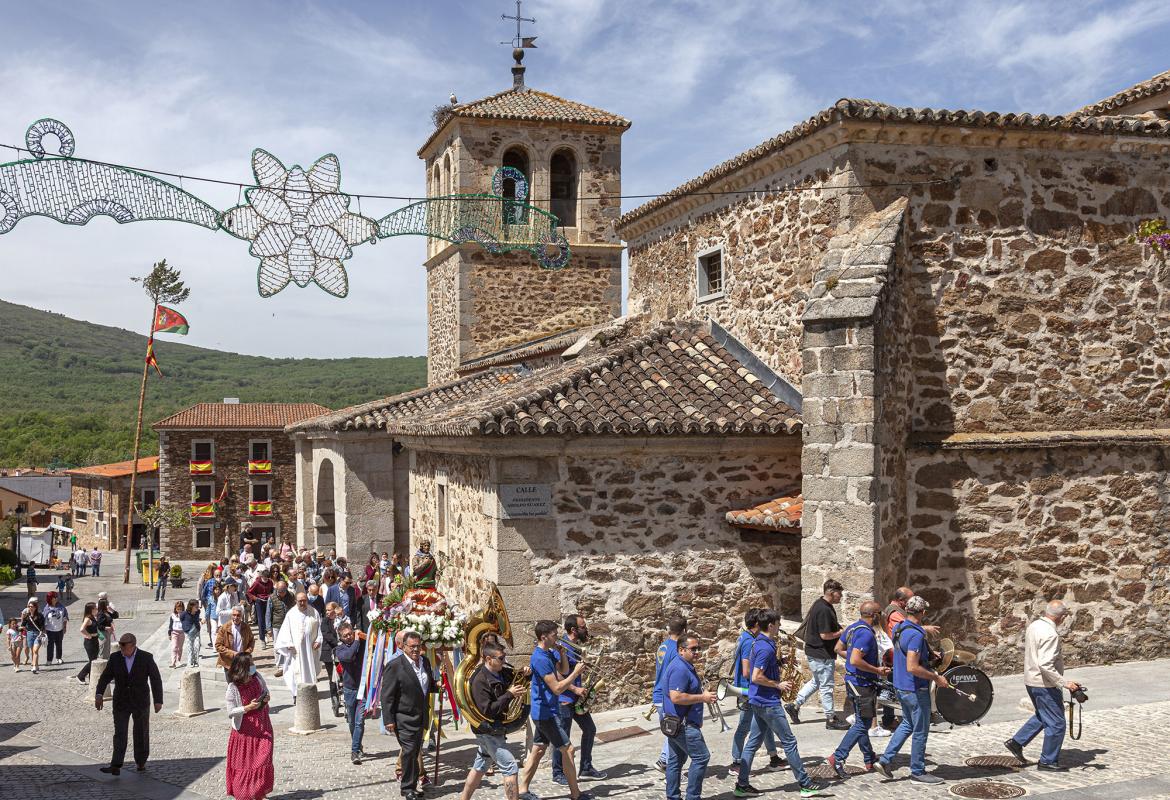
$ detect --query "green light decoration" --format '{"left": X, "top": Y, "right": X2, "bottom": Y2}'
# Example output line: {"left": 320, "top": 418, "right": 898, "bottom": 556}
{"left": 0, "top": 119, "right": 571, "bottom": 297}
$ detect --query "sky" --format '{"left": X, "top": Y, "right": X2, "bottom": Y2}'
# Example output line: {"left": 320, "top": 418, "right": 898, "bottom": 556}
{"left": 1, "top": 0, "right": 1167, "bottom": 358}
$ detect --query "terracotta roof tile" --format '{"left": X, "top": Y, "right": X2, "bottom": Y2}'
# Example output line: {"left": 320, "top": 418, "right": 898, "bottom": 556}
{"left": 725, "top": 493, "right": 803, "bottom": 531}
{"left": 296, "top": 322, "right": 801, "bottom": 438}
{"left": 420, "top": 86, "right": 629, "bottom": 155}
{"left": 618, "top": 97, "right": 1170, "bottom": 231}
{"left": 1078, "top": 70, "right": 1170, "bottom": 116}
{"left": 48, "top": 501, "right": 72, "bottom": 514}
{"left": 66, "top": 457, "right": 158, "bottom": 478}
{"left": 153, "top": 403, "right": 331, "bottom": 430}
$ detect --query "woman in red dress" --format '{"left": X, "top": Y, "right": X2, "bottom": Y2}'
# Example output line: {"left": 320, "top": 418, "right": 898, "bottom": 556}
{"left": 224, "top": 653, "right": 274, "bottom": 800}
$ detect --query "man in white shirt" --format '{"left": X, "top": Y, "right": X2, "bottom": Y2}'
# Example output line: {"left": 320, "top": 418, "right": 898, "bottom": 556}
{"left": 274, "top": 592, "right": 322, "bottom": 698}
{"left": 1005, "top": 601, "right": 1080, "bottom": 771}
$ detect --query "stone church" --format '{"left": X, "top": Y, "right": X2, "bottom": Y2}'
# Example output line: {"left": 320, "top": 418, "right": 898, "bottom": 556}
{"left": 289, "top": 60, "right": 1170, "bottom": 704}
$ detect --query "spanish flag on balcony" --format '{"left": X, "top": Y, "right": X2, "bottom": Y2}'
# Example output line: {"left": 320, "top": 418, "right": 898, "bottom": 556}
{"left": 248, "top": 460, "right": 273, "bottom": 475}
{"left": 190, "top": 502, "right": 215, "bottom": 518}
{"left": 248, "top": 501, "right": 273, "bottom": 516}
{"left": 189, "top": 460, "right": 213, "bottom": 475}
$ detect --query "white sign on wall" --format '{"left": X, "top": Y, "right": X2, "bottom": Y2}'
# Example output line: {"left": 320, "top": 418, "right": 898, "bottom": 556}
{"left": 499, "top": 483, "right": 552, "bottom": 518}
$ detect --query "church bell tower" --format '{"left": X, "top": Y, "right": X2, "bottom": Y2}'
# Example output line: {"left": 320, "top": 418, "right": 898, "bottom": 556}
{"left": 417, "top": 48, "right": 629, "bottom": 385}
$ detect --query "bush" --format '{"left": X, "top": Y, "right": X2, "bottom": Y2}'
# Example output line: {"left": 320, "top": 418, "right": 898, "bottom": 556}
{"left": 0, "top": 564, "right": 15, "bottom": 584}
{"left": 0, "top": 548, "right": 18, "bottom": 567}
{"left": 170, "top": 564, "right": 182, "bottom": 578}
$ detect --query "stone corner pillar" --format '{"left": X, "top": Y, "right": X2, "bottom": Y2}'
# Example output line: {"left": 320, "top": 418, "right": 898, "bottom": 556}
{"left": 91, "top": 658, "right": 112, "bottom": 699}
{"left": 289, "top": 682, "right": 323, "bottom": 734}
{"left": 173, "top": 669, "right": 209, "bottom": 717}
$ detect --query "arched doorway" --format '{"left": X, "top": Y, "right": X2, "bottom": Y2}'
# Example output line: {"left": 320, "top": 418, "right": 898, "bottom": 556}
{"left": 315, "top": 459, "right": 336, "bottom": 550}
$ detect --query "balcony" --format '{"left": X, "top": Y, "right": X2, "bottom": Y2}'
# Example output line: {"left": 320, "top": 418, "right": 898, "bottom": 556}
{"left": 190, "top": 502, "right": 215, "bottom": 519}
{"left": 248, "top": 501, "right": 273, "bottom": 517}
{"left": 247, "top": 460, "right": 272, "bottom": 475}
{"left": 189, "top": 460, "right": 214, "bottom": 476}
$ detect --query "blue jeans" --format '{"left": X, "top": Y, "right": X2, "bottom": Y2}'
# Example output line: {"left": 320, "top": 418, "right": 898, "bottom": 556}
{"left": 665, "top": 724, "right": 709, "bottom": 800}
{"left": 731, "top": 705, "right": 776, "bottom": 761}
{"left": 91, "top": 562, "right": 100, "bottom": 576}
{"left": 155, "top": 580, "right": 167, "bottom": 601}
{"left": 472, "top": 732, "right": 518, "bottom": 776}
{"left": 794, "top": 655, "right": 836, "bottom": 716}
{"left": 254, "top": 598, "right": 268, "bottom": 641}
{"left": 1012, "top": 686, "right": 1066, "bottom": 765}
{"left": 342, "top": 687, "right": 365, "bottom": 755}
{"left": 738, "top": 705, "right": 809, "bottom": 788}
{"left": 832, "top": 685, "right": 876, "bottom": 765}
{"left": 552, "top": 702, "right": 596, "bottom": 778}
{"left": 880, "top": 687, "right": 931, "bottom": 775}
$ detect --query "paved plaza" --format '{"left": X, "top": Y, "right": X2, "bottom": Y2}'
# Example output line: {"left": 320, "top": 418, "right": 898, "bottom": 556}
{"left": 3, "top": 560, "right": 1170, "bottom": 800}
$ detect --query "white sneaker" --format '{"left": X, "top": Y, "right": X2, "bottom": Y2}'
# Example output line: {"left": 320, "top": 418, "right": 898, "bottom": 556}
{"left": 871, "top": 727, "right": 892, "bottom": 738}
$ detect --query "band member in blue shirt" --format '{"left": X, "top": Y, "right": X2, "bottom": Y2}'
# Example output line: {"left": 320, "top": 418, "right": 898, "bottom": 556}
{"left": 730, "top": 609, "right": 782, "bottom": 767}
{"left": 552, "top": 614, "right": 607, "bottom": 784}
{"left": 652, "top": 615, "right": 688, "bottom": 772}
{"left": 828, "top": 601, "right": 890, "bottom": 778}
{"left": 519, "top": 620, "right": 593, "bottom": 800}
{"left": 734, "top": 609, "right": 824, "bottom": 798}
{"left": 874, "top": 595, "right": 949, "bottom": 785}
{"left": 662, "top": 633, "right": 715, "bottom": 800}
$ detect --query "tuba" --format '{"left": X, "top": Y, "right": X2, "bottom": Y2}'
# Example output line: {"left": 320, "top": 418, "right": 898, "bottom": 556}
{"left": 452, "top": 585, "right": 529, "bottom": 733}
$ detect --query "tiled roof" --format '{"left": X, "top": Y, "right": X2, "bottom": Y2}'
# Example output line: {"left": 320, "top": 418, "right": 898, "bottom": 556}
{"left": 1078, "top": 70, "right": 1170, "bottom": 116}
{"left": 48, "top": 501, "right": 71, "bottom": 514}
{"left": 725, "top": 493, "right": 803, "bottom": 531}
{"left": 617, "top": 97, "right": 1170, "bottom": 231}
{"left": 301, "top": 322, "right": 799, "bottom": 438}
{"left": 420, "top": 86, "right": 629, "bottom": 155}
{"left": 288, "top": 370, "right": 528, "bottom": 433}
{"left": 458, "top": 319, "right": 629, "bottom": 374}
{"left": 66, "top": 457, "right": 158, "bottom": 479}
{"left": 153, "top": 403, "right": 331, "bottom": 430}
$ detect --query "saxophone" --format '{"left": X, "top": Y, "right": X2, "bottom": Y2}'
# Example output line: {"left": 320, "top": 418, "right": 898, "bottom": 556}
{"left": 779, "top": 632, "right": 807, "bottom": 704}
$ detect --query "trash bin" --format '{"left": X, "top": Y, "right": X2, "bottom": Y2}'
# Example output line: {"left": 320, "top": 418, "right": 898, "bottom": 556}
{"left": 135, "top": 550, "right": 160, "bottom": 585}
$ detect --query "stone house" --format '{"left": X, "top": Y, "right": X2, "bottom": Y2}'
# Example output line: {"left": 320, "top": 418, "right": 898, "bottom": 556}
{"left": 154, "top": 402, "right": 329, "bottom": 559}
{"left": 291, "top": 64, "right": 1170, "bottom": 701}
{"left": 66, "top": 457, "right": 158, "bottom": 550}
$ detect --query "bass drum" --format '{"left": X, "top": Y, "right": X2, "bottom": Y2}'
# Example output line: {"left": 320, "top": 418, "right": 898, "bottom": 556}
{"left": 937, "top": 665, "right": 994, "bottom": 726}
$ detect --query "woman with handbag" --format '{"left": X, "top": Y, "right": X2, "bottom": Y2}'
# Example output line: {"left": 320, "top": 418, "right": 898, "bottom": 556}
{"left": 224, "top": 653, "right": 274, "bottom": 800}
{"left": 20, "top": 598, "right": 46, "bottom": 673}
{"left": 75, "top": 603, "right": 99, "bottom": 684}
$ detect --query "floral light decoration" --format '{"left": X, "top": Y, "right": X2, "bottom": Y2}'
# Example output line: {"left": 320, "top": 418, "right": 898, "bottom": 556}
{"left": 219, "top": 149, "right": 378, "bottom": 298}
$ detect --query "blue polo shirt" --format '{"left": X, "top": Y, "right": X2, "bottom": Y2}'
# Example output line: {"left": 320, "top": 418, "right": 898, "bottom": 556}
{"left": 558, "top": 636, "right": 582, "bottom": 704}
{"left": 732, "top": 630, "right": 755, "bottom": 689}
{"left": 842, "top": 620, "right": 878, "bottom": 687}
{"left": 662, "top": 657, "right": 703, "bottom": 726}
{"left": 530, "top": 647, "right": 560, "bottom": 720}
{"left": 652, "top": 638, "right": 679, "bottom": 704}
{"left": 747, "top": 634, "right": 781, "bottom": 707}
{"left": 892, "top": 620, "right": 929, "bottom": 691}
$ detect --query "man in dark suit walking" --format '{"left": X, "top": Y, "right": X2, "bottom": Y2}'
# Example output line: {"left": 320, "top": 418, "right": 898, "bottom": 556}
{"left": 381, "top": 631, "right": 438, "bottom": 800}
{"left": 95, "top": 632, "right": 164, "bottom": 776}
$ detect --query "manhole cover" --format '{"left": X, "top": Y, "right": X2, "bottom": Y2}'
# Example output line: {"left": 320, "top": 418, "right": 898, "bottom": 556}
{"left": 949, "top": 781, "right": 1027, "bottom": 799}
{"left": 595, "top": 725, "right": 649, "bottom": 744}
{"left": 965, "top": 755, "right": 1023, "bottom": 771}
{"left": 806, "top": 763, "right": 866, "bottom": 779}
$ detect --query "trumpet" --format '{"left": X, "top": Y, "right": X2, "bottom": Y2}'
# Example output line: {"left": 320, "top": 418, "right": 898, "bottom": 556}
{"left": 642, "top": 704, "right": 659, "bottom": 721}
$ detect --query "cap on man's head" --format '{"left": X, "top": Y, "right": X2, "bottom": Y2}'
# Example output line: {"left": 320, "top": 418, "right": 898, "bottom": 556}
{"left": 906, "top": 595, "right": 930, "bottom": 614}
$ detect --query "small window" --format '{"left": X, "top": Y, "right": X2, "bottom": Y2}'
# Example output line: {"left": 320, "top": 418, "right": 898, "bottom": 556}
{"left": 501, "top": 147, "right": 530, "bottom": 225}
{"left": 192, "top": 440, "right": 213, "bottom": 461}
{"left": 141, "top": 488, "right": 157, "bottom": 508}
{"left": 550, "top": 150, "right": 577, "bottom": 227}
{"left": 194, "top": 526, "right": 213, "bottom": 549}
{"left": 96, "top": 488, "right": 105, "bottom": 507}
{"left": 696, "top": 247, "right": 725, "bottom": 301}
{"left": 437, "top": 483, "right": 448, "bottom": 544}
{"left": 74, "top": 509, "right": 88, "bottom": 523}
{"left": 192, "top": 482, "right": 214, "bottom": 503}
{"left": 251, "top": 440, "right": 270, "bottom": 461}
{"left": 250, "top": 482, "right": 271, "bottom": 503}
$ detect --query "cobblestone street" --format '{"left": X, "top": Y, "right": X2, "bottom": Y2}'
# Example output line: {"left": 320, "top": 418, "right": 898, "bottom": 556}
{"left": 4, "top": 562, "right": 1170, "bottom": 800}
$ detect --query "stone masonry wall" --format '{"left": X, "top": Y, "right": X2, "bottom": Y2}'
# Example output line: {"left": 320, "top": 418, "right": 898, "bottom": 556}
{"left": 426, "top": 256, "right": 459, "bottom": 386}
{"left": 906, "top": 444, "right": 1170, "bottom": 672}
{"left": 158, "top": 429, "right": 297, "bottom": 560}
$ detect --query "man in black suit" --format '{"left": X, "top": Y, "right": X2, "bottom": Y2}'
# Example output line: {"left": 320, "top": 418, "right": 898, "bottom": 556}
{"left": 381, "top": 631, "right": 438, "bottom": 799}
{"left": 95, "top": 633, "right": 164, "bottom": 776}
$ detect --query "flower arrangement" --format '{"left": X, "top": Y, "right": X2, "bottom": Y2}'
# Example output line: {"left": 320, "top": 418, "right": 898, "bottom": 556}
{"left": 369, "top": 571, "right": 467, "bottom": 647}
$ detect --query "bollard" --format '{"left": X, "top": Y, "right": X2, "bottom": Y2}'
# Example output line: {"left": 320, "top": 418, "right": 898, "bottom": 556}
{"left": 289, "top": 682, "right": 323, "bottom": 735}
{"left": 174, "top": 669, "right": 210, "bottom": 717}
{"left": 90, "top": 658, "right": 112, "bottom": 700}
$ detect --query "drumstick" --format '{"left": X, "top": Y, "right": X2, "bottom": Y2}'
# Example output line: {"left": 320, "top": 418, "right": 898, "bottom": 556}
{"left": 946, "top": 685, "right": 977, "bottom": 702}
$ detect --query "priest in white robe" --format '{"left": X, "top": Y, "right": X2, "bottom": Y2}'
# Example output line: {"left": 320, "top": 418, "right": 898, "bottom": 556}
{"left": 274, "top": 592, "right": 322, "bottom": 697}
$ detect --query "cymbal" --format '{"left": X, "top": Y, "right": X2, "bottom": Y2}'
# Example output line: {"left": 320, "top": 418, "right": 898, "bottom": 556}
{"left": 953, "top": 649, "right": 978, "bottom": 664}
{"left": 935, "top": 637, "right": 955, "bottom": 672}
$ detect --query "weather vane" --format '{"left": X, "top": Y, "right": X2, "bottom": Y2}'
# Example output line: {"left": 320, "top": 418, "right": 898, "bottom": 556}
{"left": 501, "top": 0, "right": 537, "bottom": 49}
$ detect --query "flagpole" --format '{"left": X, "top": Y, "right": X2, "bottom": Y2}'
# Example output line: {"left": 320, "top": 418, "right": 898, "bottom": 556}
{"left": 122, "top": 301, "right": 158, "bottom": 585}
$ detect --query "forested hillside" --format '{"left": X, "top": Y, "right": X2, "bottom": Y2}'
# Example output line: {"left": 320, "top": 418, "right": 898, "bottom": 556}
{"left": 0, "top": 299, "right": 426, "bottom": 467}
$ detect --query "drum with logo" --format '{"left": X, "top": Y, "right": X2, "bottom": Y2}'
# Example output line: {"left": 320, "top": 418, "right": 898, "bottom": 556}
{"left": 936, "top": 664, "right": 994, "bottom": 725}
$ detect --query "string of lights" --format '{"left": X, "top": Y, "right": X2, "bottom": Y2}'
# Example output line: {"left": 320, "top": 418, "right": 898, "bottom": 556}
{"left": 0, "top": 140, "right": 955, "bottom": 205}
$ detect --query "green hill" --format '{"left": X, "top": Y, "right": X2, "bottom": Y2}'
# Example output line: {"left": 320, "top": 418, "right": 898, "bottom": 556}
{"left": 0, "top": 298, "right": 426, "bottom": 468}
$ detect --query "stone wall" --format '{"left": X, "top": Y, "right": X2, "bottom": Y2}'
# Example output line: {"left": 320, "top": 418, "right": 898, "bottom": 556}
{"left": 426, "top": 256, "right": 459, "bottom": 386}
{"left": 158, "top": 429, "right": 298, "bottom": 560}
{"left": 624, "top": 151, "right": 853, "bottom": 384}
{"left": 906, "top": 443, "right": 1170, "bottom": 672}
